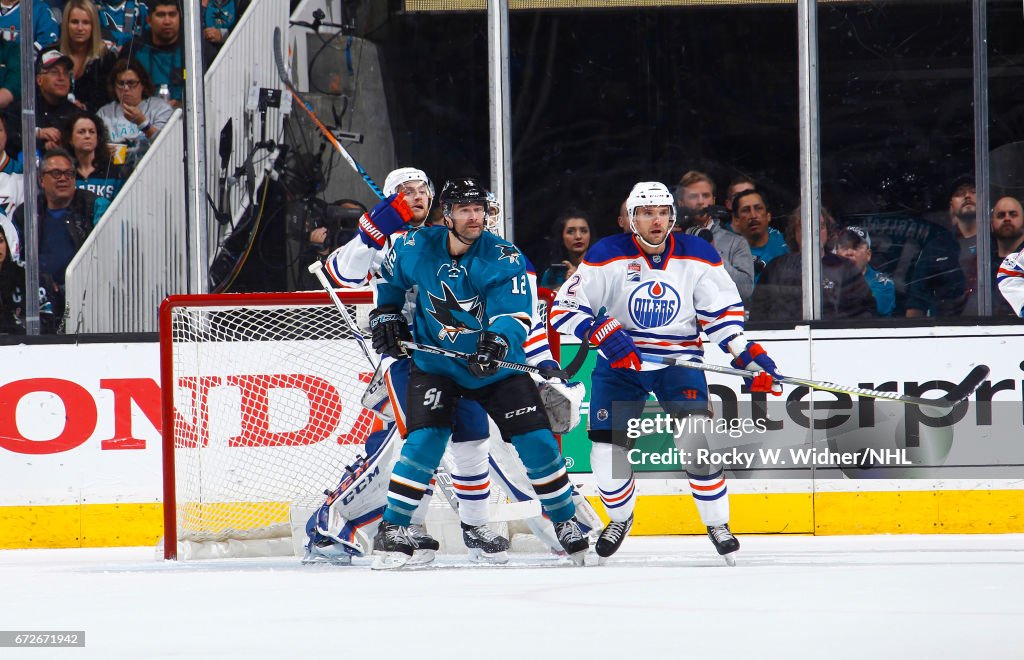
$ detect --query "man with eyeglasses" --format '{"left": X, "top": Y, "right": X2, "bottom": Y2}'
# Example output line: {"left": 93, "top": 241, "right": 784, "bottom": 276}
{"left": 8, "top": 149, "right": 108, "bottom": 332}
{"left": 2, "top": 48, "right": 81, "bottom": 154}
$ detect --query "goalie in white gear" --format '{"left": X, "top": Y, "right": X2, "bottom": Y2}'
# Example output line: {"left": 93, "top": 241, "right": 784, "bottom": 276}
{"left": 550, "top": 181, "right": 786, "bottom": 565}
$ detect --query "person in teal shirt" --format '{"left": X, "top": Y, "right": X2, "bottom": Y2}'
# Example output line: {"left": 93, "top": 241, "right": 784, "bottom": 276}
{"left": 835, "top": 226, "right": 895, "bottom": 317}
{"left": 731, "top": 189, "right": 788, "bottom": 283}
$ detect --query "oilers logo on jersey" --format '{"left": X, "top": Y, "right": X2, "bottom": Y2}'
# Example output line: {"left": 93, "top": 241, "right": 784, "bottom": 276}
{"left": 628, "top": 280, "right": 680, "bottom": 328}
{"left": 426, "top": 282, "right": 484, "bottom": 342}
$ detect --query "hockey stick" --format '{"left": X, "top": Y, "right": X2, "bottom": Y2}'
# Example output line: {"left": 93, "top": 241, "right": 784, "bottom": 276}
{"left": 400, "top": 340, "right": 570, "bottom": 380}
{"left": 640, "top": 352, "right": 989, "bottom": 410}
{"left": 272, "top": 27, "right": 384, "bottom": 200}
{"left": 308, "top": 261, "right": 379, "bottom": 370}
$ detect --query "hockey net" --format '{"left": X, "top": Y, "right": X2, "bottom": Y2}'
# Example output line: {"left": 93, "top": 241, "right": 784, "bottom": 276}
{"left": 160, "top": 291, "right": 381, "bottom": 560}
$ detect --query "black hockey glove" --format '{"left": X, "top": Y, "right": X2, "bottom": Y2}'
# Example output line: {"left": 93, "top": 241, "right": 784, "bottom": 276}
{"left": 368, "top": 305, "right": 411, "bottom": 359}
{"left": 468, "top": 331, "right": 510, "bottom": 378}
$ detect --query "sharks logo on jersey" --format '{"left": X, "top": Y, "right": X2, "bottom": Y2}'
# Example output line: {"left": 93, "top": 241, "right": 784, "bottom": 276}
{"left": 498, "top": 245, "right": 521, "bottom": 265}
{"left": 628, "top": 280, "right": 680, "bottom": 329}
{"left": 426, "top": 281, "right": 484, "bottom": 342}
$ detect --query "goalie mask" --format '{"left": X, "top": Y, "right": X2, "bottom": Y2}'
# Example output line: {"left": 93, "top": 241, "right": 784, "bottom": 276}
{"left": 627, "top": 181, "right": 677, "bottom": 249}
{"left": 485, "top": 191, "right": 503, "bottom": 235}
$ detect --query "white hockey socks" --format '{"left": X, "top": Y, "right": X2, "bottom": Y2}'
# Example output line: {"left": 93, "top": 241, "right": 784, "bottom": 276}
{"left": 449, "top": 438, "right": 491, "bottom": 527}
{"left": 673, "top": 422, "right": 730, "bottom": 526}
{"left": 591, "top": 443, "right": 636, "bottom": 523}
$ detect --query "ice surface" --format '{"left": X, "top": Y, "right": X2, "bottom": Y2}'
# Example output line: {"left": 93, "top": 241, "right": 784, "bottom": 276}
{"left": 1, "top": 534, "right": 1021, "bottom": 659}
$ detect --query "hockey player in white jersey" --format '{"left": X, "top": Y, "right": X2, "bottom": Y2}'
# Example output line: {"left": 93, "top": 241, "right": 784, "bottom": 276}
{"left": 998, "top": 250, "right": 1024, "bottom": 317}
{"left": 550, "top": 181, "right": 785, "bottom": 565}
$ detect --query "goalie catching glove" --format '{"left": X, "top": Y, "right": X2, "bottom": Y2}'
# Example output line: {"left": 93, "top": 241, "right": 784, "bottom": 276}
{"left": 358, "top": 193, "right": 414, "bottom": 248}
{"left": 726, "top": 337, "right": 782, "bottom": 395}
{"left": 369, "top": 305, "right": 411, "bottom": 359}
{"left": 468, "top": 331, "right": 509, "bottom": 378}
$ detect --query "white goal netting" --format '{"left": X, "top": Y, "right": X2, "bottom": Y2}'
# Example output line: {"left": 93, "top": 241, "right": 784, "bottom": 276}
{"left": 161, "top": 291, "right": 379, "bottom": 559}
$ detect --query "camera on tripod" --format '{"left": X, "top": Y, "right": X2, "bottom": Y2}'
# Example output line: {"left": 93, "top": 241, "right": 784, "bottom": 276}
{"left": 286, "top": 197, "right": 365, "bottom": 249}
{"left": 679, "top": 204, "right": 731, "bottom": 225}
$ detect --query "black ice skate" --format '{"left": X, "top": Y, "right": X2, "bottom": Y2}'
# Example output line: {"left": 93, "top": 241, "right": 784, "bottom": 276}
{"left": 461, "top": 522, "right": 511, "bottom": 564}
{"left": 595, "top": 514, "right": 633, "bottom": 562}
{"left": 553, "top": 518, "right": 589, "bottom": 566}
{"left": 707, "top": 523, "right": 740, "bottom": 566}
{"left": 407, "top": 524, "right": 440, "bottom": 566}
{"left": 371, "top": 521, "right": 415, "bottom": 570}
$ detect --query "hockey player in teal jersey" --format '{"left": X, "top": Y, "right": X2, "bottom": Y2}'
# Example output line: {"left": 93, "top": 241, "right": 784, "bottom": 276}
{"left": 368, "top": 178, "right": 589, "bottom": 569}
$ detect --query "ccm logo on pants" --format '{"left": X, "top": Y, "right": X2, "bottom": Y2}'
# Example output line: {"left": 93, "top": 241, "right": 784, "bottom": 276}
{"left": 506, "top": 406, "right": 537, "bottom": 418}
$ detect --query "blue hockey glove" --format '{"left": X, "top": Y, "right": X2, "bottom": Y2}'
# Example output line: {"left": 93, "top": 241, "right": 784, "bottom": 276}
{"left": 589, "top": 316, "right": 641, "bottom": 370}
{"left": 469, "top": 331, "right": 510, "bottom": 378}
{"left": 731, "top": 342, "right": 782, "bottom": 395}
{"left": 358, "top": 193, "right": 414, "bottom": 248}
{"left": 368, "top": 305, "right": 411, "bottom": 359}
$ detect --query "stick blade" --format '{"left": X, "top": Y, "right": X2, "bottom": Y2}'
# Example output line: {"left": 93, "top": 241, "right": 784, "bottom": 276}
{"left": 942, "top": 364, "right": 990, "bottom": 404}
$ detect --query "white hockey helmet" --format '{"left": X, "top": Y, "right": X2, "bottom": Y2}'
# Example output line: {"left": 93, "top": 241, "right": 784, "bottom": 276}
{"left": 383, "top": 167, "right": 435, "bottom": 200}
{"left": 627, "top": 181, "right": 677, "bottom": 247}
{"left": 484, "top": 191, "right": 503, "bottom": 235}
{"left": 627, "top": 181, "right": 677, "bottom": 222}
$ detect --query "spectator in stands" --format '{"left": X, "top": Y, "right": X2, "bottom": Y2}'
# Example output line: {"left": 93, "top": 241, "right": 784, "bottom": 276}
{"left": 62, "top": 112, "right": 124, "bottom": 201}
{"left": 834, "top": 226, "right": 895, "bottom": 317}
{"left": 724, "top": 175, "right": 756, "bottom": 214}
{"left": 904, "top": 175, "right": 972, "bottom": 317}
{"left": 750, "top": 205, "right": 875, "bottom": 322}
{"left": 539, "top": 209, "right": 592, "bottom": 289}
{"left": 0, "top": 215, "right": 26, "bottom": 332}
{"left": 97, "top": 0, "right": 149, "bottom": 53}
{"left": 0, "top": 113, "right": 22, "bottom": 174}
{"left": 125, "top": 0, "right": 214, "bottom": 107}
{"left": 61, "top": 0, "right": 118, "bottom": 112}
{"left": 0, "top": 1, "right": 61, "bottom": 50}
{"left": 10, "top": 148, "right": 109, "bottom": 327}
{"left": 731, "top": 189, "right": 788, "bottom": 283}
{"left": 0, "top": 116, "right": 22, "bottom": 216}
{"left": 991, "top": 196, "right": 1024, "bottom": 317}
{"left": 675, "top": 170, "right": 754, "bottom": 303}
{"left": 616, "top": 198, "right": 629, "bottom": 232}
{"left": 97, "top": 58, "right": 174, "bottom": 166}
{"left": 201, "top": 0, "right": 246, "bottom": 51}
{"left": 2, "top": 48, "right": 84, "bottom": 153}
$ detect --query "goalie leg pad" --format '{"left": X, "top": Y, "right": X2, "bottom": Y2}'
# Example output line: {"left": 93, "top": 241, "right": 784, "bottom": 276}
{"left": 305, "top": 429, "right": 400, "bottom": 557}
{"left": 361, "top": 358, "right": 396, "bottom": 423}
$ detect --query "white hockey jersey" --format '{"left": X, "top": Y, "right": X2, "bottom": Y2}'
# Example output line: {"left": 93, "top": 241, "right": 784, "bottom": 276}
{"left": 0, "top": 171, "right": 24, "bottom": 219}
{"left": 550, "top": 233, "right": 745, "bottom": 370}
{"left": 323, "top": 226, "right": 554, "bottom": 366}
{"left": 997, "top": 251, "right": 1024, "bottom": 317}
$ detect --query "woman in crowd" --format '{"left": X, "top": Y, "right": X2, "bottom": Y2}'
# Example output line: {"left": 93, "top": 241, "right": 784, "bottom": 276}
{"left": 539, "top": 209, "right": 592, "bottom": 289}
{"left": 97, "top": 58, "right": 175, "bottom": 167}
{"left": 60, "top": 0, "right": 118, "bottom": 112}
{"left": 63, "top": 112, "right": 124, "bottom": 202}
